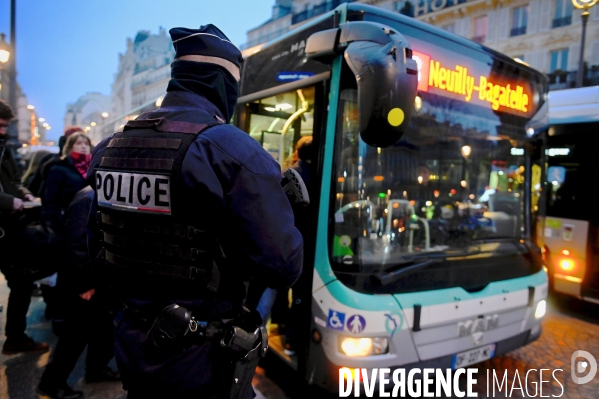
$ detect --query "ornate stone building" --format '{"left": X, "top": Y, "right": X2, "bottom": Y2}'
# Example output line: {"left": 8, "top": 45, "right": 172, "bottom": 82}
{"left": 104, "top": 28, "right": 174, "bottom": 141}
{"left": 246, "top": 0, "right": 599, "bottom": 89}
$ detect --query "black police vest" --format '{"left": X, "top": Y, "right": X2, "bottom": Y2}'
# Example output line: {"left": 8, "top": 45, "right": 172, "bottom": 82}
{"left": 95, "top": 113, "right": 223, "bottom": 293}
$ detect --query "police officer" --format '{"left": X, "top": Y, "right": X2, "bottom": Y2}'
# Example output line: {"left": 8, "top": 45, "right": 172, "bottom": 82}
{"left": 86, "top": 25, "right": 303, "bottom": 398}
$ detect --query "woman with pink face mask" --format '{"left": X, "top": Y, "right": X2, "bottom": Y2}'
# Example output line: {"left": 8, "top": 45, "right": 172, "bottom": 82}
{"left": 41, "top": 132, "right": 92, "bottom": 234}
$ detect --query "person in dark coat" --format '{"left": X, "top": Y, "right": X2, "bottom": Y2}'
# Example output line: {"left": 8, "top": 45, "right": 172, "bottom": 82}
{"left": 284, "top": 136, "right": 315, "bottom": 356}
{"left": 86, "top": 24, "right": 303, "bottom": 399}
{"left": 28, "top": 126, "right": 85, "bottom": 199}
{"left": 22, "top": 149, "right": 52, "bottom": 192}
{"left": 38, "top": 186, "right": 120, "bottom": 399}
{"left": 41, "top": 132, "right": 92, "bottom": 235}
{"left": 0, "top": 99, "right": 50, "bottom": 355}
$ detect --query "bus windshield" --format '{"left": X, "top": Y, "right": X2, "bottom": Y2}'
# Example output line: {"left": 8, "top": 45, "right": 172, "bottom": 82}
{"left": 332, "top": 89, "right": 528, "bottom": 266}
{"left": 329, "top": 11, "right": 546, "bottom": 292}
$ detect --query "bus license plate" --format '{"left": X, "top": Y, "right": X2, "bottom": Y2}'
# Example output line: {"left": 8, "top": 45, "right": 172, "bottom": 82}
{"left": 451, "top": 344, "right": 496, "bottom": 369}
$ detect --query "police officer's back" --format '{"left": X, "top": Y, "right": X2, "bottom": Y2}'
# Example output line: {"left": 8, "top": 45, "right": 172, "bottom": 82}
{"left": 87, "top": 25, "right": 303, "bottom": 398}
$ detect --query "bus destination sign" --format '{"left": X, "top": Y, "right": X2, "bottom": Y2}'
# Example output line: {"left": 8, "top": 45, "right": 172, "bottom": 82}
{"left": 413, "top": 50, "right": 531, "bottom": 115}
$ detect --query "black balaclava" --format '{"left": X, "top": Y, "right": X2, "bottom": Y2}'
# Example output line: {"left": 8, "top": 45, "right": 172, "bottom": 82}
{"left": 167, "top": 60, "right": 238, "bottom": 122}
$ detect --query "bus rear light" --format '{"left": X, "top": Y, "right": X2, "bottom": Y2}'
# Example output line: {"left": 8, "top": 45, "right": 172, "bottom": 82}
{"left": 559, "top": 258, "right": 575, "bottom": 272}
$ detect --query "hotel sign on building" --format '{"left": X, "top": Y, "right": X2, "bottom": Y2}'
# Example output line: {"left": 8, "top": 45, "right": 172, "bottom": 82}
{"left": 410, "top": 0, "right": 469, "bottom": 16}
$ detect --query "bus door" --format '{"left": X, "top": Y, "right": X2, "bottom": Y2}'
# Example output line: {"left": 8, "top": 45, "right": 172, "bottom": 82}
{"left": 239, "top": 83, "right": 327, "bottom": 366}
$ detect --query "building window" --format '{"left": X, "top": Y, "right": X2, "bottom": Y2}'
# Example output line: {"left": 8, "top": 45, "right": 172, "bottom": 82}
{"left": 395, "top": 0, "right": 415, "bottom": 17}
{"left": 442, "top": 23, "right": 456, "bottom": 33}
{"left": 473, "top": 16, "right": 487, "bottom": 43}
{"left": 553, "top": 0, "right": 573, "bottom": 28}
{"left": 511, "top": 6, "right": 528, "bottom": 37}
{"left": 550, "top": 49, "right": 569, "bottom": 72}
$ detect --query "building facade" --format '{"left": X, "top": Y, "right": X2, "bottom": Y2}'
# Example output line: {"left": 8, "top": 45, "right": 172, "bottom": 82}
{"left": 246, "top": 0, "right": 599, "bottom": 89}
{"left": 17, "top": 95, "right": 49, "bottom": 145}
{"left": 245, "top": 0, "right": 294, "bottom": 49}
{"left": 63, "top": 92, "right": 111, "bottom": 145}
{"left": 104, "top": 28, "right": 174, "bottom": 141}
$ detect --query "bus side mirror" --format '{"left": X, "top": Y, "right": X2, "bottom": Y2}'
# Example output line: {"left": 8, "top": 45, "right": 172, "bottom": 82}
{"left": 344, "top": 38, "right": 418, "bottom": 147}
{"left": 306, "top": 22, "right": 419, "bottom": 147}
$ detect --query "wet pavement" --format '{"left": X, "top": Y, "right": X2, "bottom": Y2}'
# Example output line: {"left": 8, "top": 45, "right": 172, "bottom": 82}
{"left": 251, "top": 293, "right": 599, "bottom": 399}
{"left": 0, "top": 274, "right": 125, "bottom": 399}
{"left": 0, "top": 274, "right": 268, "bottom": 399}
{"left": 2, "top": 272, "right": 599, "bottom": 398}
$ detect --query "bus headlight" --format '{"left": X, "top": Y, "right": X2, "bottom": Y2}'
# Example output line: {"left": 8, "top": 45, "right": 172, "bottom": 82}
{"left": 535, "top": 300, "right": 547, "bottom": 319}
{"left": 339, "top": 337, "right": 389, "bottom": 356}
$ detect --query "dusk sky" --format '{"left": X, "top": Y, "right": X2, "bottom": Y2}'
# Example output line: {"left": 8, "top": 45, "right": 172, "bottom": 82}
{"left": 0, "top": 0, "right": 274, "bottom": 141}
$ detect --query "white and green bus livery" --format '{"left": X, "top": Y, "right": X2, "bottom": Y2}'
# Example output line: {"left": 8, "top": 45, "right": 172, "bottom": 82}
{"left": 237, "top": 3, "right": 549, "bottom": 392}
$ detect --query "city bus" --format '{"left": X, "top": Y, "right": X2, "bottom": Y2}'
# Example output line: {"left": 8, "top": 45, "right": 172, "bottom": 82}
{"left": 236, "top": 3, "right": 549, "bottom": 392}
{"left": 537, "top": 86, "right": 599, "bottom": 304}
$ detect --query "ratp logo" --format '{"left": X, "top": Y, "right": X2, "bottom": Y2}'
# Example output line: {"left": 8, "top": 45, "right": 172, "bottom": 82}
{"left": 571, "top": 350, "right": 597, "bottom": 385}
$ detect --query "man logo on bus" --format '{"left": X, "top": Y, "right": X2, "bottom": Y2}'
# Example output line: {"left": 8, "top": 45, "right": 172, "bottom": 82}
{"left": 347, "top": 315, "right": 366, "bottom": 334}
{"left": 328, "top": 310, "right": 346, "bottom": 331}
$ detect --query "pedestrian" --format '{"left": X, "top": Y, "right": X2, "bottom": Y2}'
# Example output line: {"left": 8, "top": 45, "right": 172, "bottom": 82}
{"left": 87, "top": 24, "right": 303, "bottom": 399}
{"left": 21, "top": 148, "right": 52, "bottom": 192}
{"left": 37, "top": 132, "right": 92, "bottom": 324}
{"left": 0, "top": 99, "right": 50, "bottom": 355}
{"left": 283, "top": 136, "right": 315, "bottom": 357}
{"left": 41, "top": 132, "right": 92, "bottom": 235}
{"left": 252, "top": 135, "right": 315, "bottom": 355}
{"left": 21, "top": 148, "right": 55, "bottom": 318}
{"left": 28, "top": 126, "right": 85, "bottom": 198}
{"left": 38, "top": 186, "right": 120, "bottom": 399}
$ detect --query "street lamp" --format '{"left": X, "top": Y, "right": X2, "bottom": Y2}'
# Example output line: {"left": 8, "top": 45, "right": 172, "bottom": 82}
{"left": 0, "top": 33, "right": 9, "bottom": 64}
{"left": 461, "top": 145, "right": 472, "bottom": 159}
{"left": 572, "top": 0, "right": 598, "bottom": 87}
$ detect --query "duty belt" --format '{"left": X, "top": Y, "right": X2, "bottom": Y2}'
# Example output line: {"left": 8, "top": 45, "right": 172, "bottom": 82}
{"left": 122, "top": 303, "right": 225, "bottom": 340}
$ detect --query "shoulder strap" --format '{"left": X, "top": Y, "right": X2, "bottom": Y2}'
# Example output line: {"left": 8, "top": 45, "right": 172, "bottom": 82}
{"left": 123, "top": 117, "right": 221, "bottom": 135}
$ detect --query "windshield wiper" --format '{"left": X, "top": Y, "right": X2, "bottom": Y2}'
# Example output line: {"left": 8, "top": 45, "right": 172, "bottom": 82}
{"left": 374, "top": 246, "right": 482, "bottom": 286}
{"left": 472, "top": 236, "right": 522, "bottom": 244}
{"left": 375, "top": 259, "right": 441, "bottom": 286}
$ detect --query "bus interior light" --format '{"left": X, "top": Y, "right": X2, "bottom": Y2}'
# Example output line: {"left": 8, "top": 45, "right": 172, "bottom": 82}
{"left": 339, "top": 337, "right": 389, "bottom": 357}
{"left": 562, "top": 249, "right": 570, "bottom": 256}
{"left": 535, "top": 300, "right": 546, "bottom": 319}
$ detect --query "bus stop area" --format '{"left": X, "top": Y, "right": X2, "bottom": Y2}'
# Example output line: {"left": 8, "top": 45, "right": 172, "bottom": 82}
{"left": 0, "top": 274, "right": 273, "bottom": 399}
{"left": 2, "top": 270, "right": 599, "bottom": 398}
